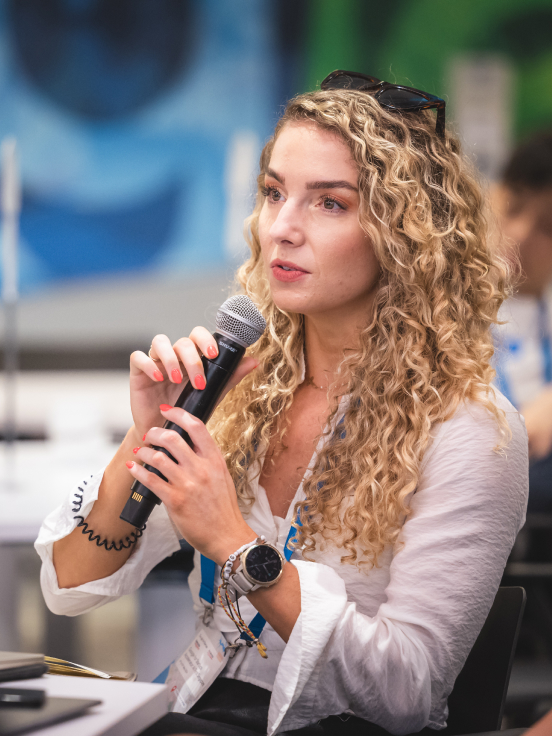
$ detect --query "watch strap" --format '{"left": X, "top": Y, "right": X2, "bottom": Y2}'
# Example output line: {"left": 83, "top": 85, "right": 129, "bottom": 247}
{"left": 228, "top": 568, "right": 261, "bottom": 599}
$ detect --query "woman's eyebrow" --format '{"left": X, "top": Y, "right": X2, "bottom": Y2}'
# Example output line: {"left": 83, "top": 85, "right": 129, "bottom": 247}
{"left": 306, "top": 180, "right": 358, "bottom": 192}
{"left": 266, "top": 168, "right": 358, "bottom": 192}
{"left": 266, "top": 168, "right": 284, "bottom": 183}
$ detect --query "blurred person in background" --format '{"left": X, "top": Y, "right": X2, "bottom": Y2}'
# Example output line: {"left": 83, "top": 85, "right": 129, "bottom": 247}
{"left": 493, "top": 132, "right": 552, "bottom": 514}
{"left": 36, "top": 74, "right": 528, "bottom": 736}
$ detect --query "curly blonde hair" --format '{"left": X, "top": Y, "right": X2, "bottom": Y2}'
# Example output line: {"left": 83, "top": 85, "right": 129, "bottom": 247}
{"left": 211, "top": 89, "right": 511, "bottom": 568}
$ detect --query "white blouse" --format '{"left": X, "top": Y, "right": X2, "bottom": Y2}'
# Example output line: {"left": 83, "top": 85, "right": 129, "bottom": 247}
{"left": 35, "top": 390, "right": 528, "bottom": 736}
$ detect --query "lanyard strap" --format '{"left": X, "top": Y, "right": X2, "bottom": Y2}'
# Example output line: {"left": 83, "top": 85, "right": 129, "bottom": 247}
{"left": 242, "top": 516, "right": 301, "bottom": 640}
{"left": 199, "top": 510, "right": 302, "bottom": 639}
{"left": 199, "top": 554, "right": 218, "bottom": 606}
{"left": 538, "top": 299, "right": 552, "bottom": 384}
{"left": 199, "top": 416, "right": 343, "bottom": 638}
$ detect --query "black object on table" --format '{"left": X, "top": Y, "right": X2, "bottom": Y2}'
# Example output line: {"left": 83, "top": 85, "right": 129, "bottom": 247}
{"left": 0, "top": 695, "right": 101, "bottom": 736}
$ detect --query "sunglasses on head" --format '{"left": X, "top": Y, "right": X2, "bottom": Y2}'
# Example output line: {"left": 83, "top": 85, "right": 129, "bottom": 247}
{"left": 320, "top": 70, "right": 446, "bottom": 140}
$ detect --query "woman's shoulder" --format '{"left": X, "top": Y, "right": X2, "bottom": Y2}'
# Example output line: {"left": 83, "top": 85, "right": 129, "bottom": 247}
{"left": 421, "top": 388, "right": 527, "bottom": 474}
{"left": 412, "top": 387, "right": 528, "bottom": 541}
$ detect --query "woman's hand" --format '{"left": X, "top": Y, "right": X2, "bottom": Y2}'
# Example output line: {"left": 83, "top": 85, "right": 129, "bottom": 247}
{"left": 127, "top": 406, "right": 257, "bottom": 564}
{"left": 129, "top": 328, "right": 258, "bottom": 441}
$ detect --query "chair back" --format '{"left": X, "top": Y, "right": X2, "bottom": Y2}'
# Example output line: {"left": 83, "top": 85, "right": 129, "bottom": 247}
{"left": 445, "top": 586, "right": 526, "bottom": 735}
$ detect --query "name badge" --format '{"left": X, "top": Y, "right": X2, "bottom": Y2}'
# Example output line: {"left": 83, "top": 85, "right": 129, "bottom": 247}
{"left": 166, "top": 623, "right": 228, "bottom": 713}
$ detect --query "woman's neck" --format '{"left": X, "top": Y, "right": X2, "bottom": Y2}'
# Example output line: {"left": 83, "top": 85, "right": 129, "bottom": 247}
{"left": 303, "top": 315, "right": 361, "bottom": 391}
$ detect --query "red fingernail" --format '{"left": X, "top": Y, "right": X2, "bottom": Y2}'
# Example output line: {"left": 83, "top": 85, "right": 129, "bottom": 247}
{"left": 207, "top": 346, "right": 218, "bottom": 358}
{"left": 142, "top": 434, "right": 146, "bottom": 441}
{"left": 159, "top": 404, "right": 172, "bottom": 411}
{"left": 126, "top": 461, "right": 134, "bottom": 469}
{"left": 195, "top": 374, "right": 206, "bottom": 390}
{"left": 153, "top": 370, "right": 164, "bottom": 382}
{"left": 171, "top": 369, "right": 182, "bottom": 384}
{"left": 133, "top": 447, "right": 140, "bottom": 454}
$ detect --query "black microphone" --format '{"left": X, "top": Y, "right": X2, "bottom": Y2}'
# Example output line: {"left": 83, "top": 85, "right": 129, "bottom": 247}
{"left": 119, "top": 295, "right": 266, "bottom": 529}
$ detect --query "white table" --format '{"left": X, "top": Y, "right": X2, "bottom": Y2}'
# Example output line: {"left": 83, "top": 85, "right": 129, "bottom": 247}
{"left": 7, "top": 674, "right": 168, "bottom": 736}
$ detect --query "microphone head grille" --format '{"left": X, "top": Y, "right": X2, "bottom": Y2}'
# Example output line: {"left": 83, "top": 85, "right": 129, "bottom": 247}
{"left": 216, "top": 295, "right": 266, "bottom": 348}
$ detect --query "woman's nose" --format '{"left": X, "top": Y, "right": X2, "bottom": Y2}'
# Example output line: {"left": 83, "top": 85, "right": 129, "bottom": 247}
{"left": 268, "top": 201, "right": 305, "bottom": 247}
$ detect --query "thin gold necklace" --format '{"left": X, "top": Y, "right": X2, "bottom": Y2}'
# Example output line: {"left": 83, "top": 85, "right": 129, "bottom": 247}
{"left": 303, "top": 374, "right": 326, "bottom": 390}
{"left": 304, "top": 349, "right": 326, "bottom": 390}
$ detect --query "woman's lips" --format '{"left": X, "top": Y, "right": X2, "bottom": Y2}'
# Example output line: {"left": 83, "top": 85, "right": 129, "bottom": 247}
{"left": 271, "top": 262, "right": 309, "bottom": 283}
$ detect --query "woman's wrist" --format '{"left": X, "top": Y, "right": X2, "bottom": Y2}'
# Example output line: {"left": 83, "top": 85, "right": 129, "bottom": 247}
{"left": 210, "top": 527, "right": 258, "bottom": 567}
{"left": 126, "top": 424, "right": 146, "bottom": 453}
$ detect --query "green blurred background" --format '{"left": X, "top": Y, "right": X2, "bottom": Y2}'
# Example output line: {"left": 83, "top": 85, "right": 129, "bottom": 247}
{"left": 304, "top": 0, "right": 552, "bottom": 140}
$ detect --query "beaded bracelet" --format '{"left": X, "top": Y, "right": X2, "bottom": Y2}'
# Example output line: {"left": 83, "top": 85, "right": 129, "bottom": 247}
{"left": 221, "top": 536, "right": 265, "bottom": 583}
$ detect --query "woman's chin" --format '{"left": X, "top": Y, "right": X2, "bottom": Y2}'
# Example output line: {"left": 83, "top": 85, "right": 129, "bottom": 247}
{"left": 271, "top": 292, "right": 310, "bottom": 316}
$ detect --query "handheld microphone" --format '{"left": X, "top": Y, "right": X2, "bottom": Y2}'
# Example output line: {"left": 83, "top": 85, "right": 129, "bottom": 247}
{"left": 119, "top": 295, "right": 266, "bottom": 529}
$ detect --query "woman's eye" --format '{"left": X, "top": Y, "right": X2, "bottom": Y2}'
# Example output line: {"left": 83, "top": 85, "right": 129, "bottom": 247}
{"left": 322, "top": 197, "right": 344, "bottom": 211}
{"left": 261, "top": 185, "right": 284, "bottom": 203}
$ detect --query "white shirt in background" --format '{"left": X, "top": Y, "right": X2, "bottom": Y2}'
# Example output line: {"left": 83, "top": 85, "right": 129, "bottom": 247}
{"left": 35, "top": 391, "right": 528, "bottom": 735}
{"left": 494, "top": 290, "right": 552, "bottom": 408}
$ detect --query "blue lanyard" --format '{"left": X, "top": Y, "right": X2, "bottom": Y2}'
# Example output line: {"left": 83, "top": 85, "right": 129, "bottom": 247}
{"left": 538, "top": 299, "right": 552, "bottom": 384}
{"left": 149, "top": 520, "right": 301, "bottom": 682}
{"left": 200, "top": 415, "right": 345, "bottom": 641}
{"left": 200, "top": 511, "right": 302, "bottom": 641}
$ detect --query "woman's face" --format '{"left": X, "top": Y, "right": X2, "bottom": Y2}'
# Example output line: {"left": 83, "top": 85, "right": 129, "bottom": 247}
{"left": 258, "top": 122, "right": 380, "bottom": 321}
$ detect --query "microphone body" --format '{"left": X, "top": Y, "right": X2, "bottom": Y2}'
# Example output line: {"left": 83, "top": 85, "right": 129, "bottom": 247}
{"left": 120, "top": 332, "right": 244, "bottom": 529}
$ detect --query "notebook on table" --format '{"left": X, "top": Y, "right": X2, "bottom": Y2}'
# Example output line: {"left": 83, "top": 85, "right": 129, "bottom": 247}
{"left": 0, "top": 651, "right": 136, "bottom": 683}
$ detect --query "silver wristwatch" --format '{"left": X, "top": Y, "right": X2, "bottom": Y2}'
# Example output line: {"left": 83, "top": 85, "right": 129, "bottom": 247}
{"left": 227, "top": 540, "right": 285, "bottom": 599}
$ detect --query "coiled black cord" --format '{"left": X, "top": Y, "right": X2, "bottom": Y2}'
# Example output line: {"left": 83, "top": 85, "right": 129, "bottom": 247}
{"left": 72, "top": 477, "right": 145, "bottom": 551}
{"left": 72, "top": 490, "right": 84, "bottom": 513}
{"left": 75, "top": 516, "right": 145, "bottom": 551}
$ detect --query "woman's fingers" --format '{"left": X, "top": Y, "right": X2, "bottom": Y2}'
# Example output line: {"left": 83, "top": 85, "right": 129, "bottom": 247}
{"left": 132, "top": 410, "right": 219, "bottom": 499}
{"left": 172, "top": 327, "right": 218, "bottom": 391}
{"left": 172, "top": 337, "right": 207, "bottom": 390}
{"left": 125, "top": 460, "right": 171, "bottom": 504}
{"left": 136, "top": 327, "right": 257, "bottom": 393}
{"left": 149, "top": 334, "right": 183, "bottom": 384}
{"left": 188, "top": 326, "right": 219, "bottom": 360}
{"left": 145, "top": 407, "right": 217, "bottom": 460}
{"left": 130, "top": 350, "right": 165, "bottom": 383}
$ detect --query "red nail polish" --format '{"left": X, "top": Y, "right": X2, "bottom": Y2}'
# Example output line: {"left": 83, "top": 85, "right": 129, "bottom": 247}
{"left": 195, "top": 374, "right": 206, "bottom": 390}
{"left": 207, "top": 346, "right": 218, "bottom": 358}
{"left": 133, "top": 447, "right": 140, "bottom": 454}
{"left": 153, "top": 370, "right": 164, "bottom": 382}
{"left": 171, "top": 369, "right": 182, "bottom": 384}
{"left": 142, "top": 434, "right": 146, "bottom": 441}
{"left": 159, "top": 404, "right": 172, "bottom": 411}
{"left": 126, "top": 461, "right": 134, "bottom": 469}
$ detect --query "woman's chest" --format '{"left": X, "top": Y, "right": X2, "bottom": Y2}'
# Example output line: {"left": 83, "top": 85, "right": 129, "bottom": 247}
{"left": 259, "top": 388, "right": 329, "bottom": 517}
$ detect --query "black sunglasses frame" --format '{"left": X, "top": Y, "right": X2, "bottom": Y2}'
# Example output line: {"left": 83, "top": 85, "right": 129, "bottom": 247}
{"left": 321, "top": 70, "right": 446, "bottom": 140}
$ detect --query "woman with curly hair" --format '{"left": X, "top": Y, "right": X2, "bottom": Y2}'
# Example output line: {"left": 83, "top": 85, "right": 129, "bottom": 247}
{"left": 37, "top": 72, "right": 528, "bottom": 736}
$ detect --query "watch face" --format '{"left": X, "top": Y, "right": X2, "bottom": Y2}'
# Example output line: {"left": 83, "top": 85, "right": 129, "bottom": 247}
{"left": 244, "top": 545, "right": 282, "bottom": 584}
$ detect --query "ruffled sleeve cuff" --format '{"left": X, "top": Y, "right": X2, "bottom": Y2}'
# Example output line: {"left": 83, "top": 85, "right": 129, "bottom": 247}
{"left": 35, "top": 469, "right": 181, "bottom": 615}
{"left": 268, "top": 559, "right": 348, "bottom": 735}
